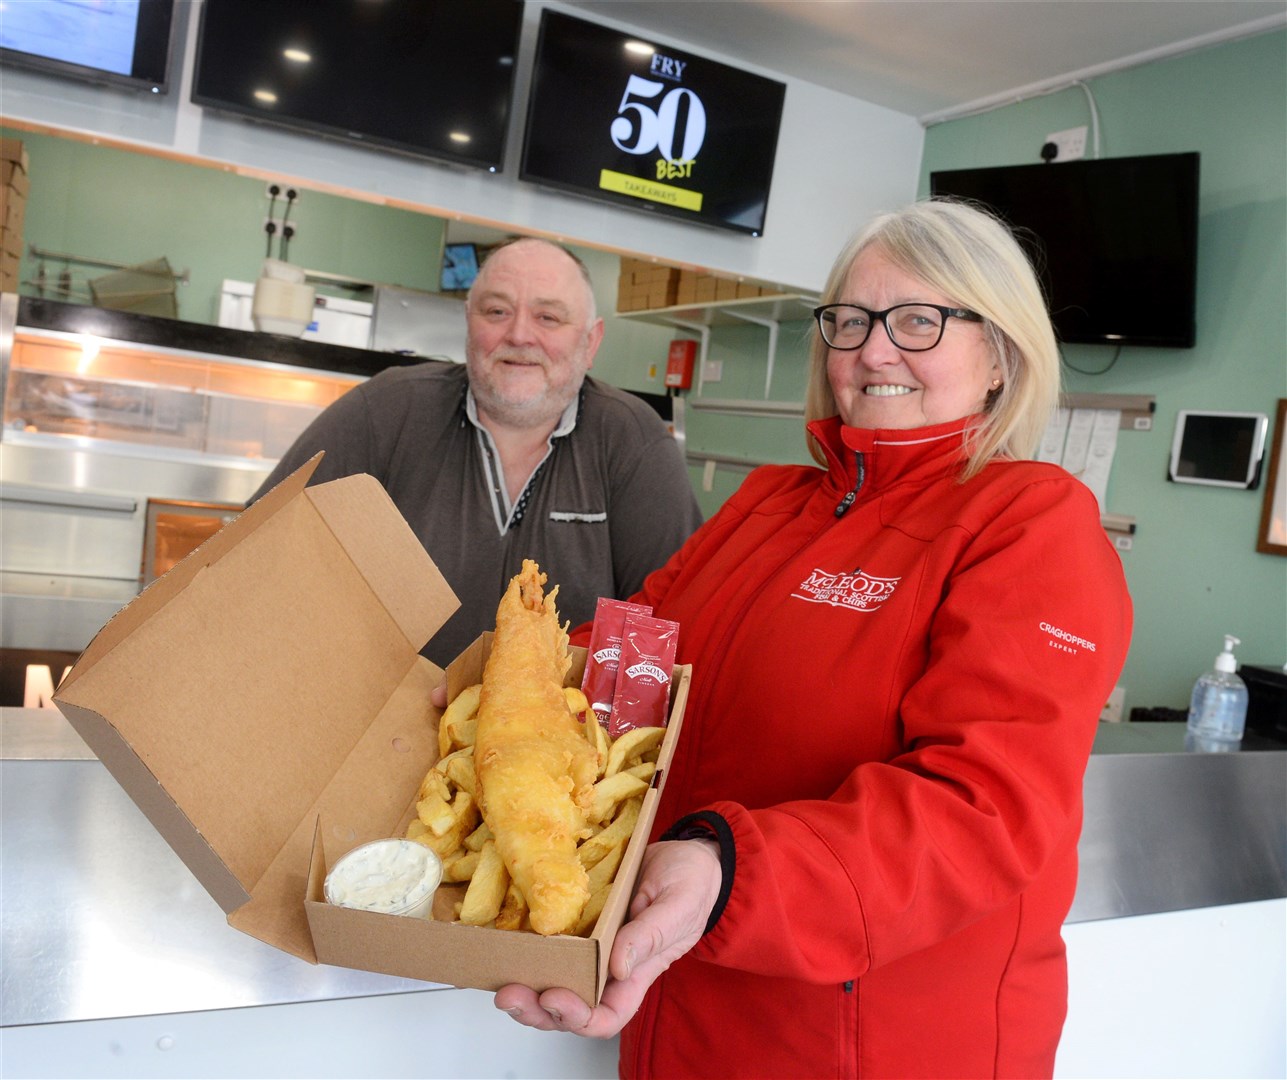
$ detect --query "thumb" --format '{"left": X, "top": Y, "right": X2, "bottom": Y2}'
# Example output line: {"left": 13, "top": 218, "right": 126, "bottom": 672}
{"left": 430, "top": 681, "right": 448, "bottom": 709}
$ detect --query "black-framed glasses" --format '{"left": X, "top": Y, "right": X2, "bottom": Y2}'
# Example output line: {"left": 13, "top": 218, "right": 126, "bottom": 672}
{"left": 813, "top": 302, "right": 984, "bottom": 352}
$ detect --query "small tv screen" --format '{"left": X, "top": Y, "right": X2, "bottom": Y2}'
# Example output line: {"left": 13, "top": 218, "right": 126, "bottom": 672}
{"left": 0, "top": 0, "right": 176, "bottom": 93}
{"left": 931, "top": 153, "right": 1200, "bottom": 348}
{"left": 441, "top": 243, "right": 480, "bottom": 292}
{"left": 192, "top": 0, "right": 523, "bottom": 171}
{"left": 521, "top": 9, "right": 787, "bottom": 237}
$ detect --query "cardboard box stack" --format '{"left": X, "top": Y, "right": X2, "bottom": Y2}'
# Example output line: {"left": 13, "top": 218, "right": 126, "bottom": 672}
{"left": 616, "top": 257, "right": 680, "bottom": 312}
{"left": 616, "top": 256, "right": 784, "bottom": 313}
{"left": 0, "top": 138, "right": 29, "bottom": 291}
{"left": 676, "top": 270, "right": 782, "bottom": 306}
{"left": 53, "top": 455, "right": 691, "bottom": 1007}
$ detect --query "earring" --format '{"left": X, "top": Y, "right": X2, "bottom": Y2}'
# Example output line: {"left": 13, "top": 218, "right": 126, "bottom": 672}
{"left": 990, "top": 378, "right": 1002, "bottom": 389}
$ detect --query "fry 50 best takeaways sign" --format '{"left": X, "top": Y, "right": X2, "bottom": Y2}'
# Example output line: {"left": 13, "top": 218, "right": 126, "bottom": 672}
{"left": 520, "top": 10, "right": 787, "bottom": 236}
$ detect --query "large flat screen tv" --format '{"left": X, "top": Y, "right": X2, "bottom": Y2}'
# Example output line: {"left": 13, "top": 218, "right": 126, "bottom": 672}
{"left": 191, "top": 0, "right": 523, "bottom": 172}
{"left": 931, "top": 152, "right": 1200, "bottom": 348}
{"left": 0, "top": 0, "right": 176, "bottom": 93}
{"left": 520, "top": 9, "right": 786, "bottom": 237}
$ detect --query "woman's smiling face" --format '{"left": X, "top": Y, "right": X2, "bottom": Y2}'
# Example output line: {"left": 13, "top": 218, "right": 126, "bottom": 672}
{"left": 826, "top": 245, "right": 1001, "bottom": 430}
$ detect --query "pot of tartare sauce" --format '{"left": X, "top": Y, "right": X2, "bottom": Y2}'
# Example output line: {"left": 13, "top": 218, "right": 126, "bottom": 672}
{"left": 324, "top": 838, "right": 442, "bottom": 918}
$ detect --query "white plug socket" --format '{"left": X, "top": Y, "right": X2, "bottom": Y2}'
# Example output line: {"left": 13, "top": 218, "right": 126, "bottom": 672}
{"left": 1101, "top": 686, "right": 1126, "bottom": 723}
{"left": 1044, "top": 126, "right": 1088, "bottom": 162}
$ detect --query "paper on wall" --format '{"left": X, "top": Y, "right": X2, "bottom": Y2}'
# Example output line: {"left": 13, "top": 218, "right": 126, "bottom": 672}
{"left": 1078, "top": 409, "right": 1121, "bottom": 511}
{"left": 1060, "top": 408, "right": 1097, "bottom": 477}
{"left": 1037, "top": 407, "right": 1071, "bottom": 464}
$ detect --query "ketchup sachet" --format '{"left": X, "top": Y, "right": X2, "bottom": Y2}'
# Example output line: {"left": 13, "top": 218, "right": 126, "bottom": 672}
{"left": 581, "top": 598, "right": 653, "bottom": 728}
{"left": 608, "top": 612, "right": 680, "bottom": 737}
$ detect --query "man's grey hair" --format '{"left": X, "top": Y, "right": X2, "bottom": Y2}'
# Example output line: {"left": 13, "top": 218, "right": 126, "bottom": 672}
{"left": 469, "top": 235, "right": 598, "bottom": 323}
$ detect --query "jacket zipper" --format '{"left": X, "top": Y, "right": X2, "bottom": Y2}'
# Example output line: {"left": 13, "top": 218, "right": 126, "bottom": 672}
{"left": 636, "top": 445, "right": 869, "bottom": 1077}
{"left": 842, "top": 979, "right": 859, "bottom": 1076}
{"left": 834, "top": 451, "right": 866, "bottom": 517}
{"left": 665, "top": 448, "right": 869, "bottom": 818}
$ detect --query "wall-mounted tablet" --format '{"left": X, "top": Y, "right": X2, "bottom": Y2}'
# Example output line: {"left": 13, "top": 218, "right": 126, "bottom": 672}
{"left": 1168, "top": 410, "right": 1269, "bottom": 489}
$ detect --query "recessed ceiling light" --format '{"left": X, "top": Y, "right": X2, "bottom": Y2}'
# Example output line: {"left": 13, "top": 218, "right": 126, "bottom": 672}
{"left": 254, "top": 89, "right": 278, "bottom": 104}
{"left": 624, "top": 41, "right": 654, "bottom": 57}
{"left": 449, "top": 132, "right": 471, "bottom": 144}
{"left": 283, "top": 48, "right": 311, "bottom": 63}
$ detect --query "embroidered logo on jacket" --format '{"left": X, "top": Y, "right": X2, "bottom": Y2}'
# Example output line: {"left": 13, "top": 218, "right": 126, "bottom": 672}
{"left": 791, "top": 568, "right": 901, "bottom": 612}
{"left": 1040, "top": 621, "right": 1098, "bottom": 654}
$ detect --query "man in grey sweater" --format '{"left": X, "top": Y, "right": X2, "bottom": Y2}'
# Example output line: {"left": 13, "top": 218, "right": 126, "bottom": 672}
{"left": 252, "top": 237, "right": 702, "bottom": 664}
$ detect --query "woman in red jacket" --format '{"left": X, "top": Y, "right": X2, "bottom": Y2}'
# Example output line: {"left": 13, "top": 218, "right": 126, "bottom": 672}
{"left": 497, "top": 199, "right": 1133, "bottom": 1079}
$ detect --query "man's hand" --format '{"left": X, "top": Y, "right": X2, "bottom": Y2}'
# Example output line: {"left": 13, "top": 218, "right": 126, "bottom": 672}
{"left": 493, "top": 837, "right": 722, "bottom": 1038}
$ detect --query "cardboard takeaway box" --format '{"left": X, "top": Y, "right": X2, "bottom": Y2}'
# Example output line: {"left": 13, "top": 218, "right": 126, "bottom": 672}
{"left": 54, "top": 455, "right": 691, "bottom": 1006}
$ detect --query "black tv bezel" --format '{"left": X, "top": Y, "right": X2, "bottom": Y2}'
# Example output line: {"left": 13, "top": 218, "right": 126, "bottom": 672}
{"left": 0, "top": 0, "right": 177, "bottom": 94}
{"left": 930, "top": 152, "right": 1200, "bottom": 349}
{"left": 189, "top": 0, "right": 523, "bottom": 173}
{"left": 519, "top": 8, "right": 787, "bottom": 238}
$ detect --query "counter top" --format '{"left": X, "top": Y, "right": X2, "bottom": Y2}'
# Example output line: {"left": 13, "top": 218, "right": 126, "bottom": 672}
{"left": 4, "top": 709, "right": 1284, "bottom": 1029}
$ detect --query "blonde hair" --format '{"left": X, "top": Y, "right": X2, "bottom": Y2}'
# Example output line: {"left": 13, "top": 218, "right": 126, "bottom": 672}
{"left": 805, "top": 198, "right": 1061, "bottom": 479}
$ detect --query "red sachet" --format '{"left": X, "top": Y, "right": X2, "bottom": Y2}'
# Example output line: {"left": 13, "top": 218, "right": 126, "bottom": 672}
{"left": 581, "top": 598, "right": 653, "bottom": 727}
{"left": 608, "top": 612, "right": 680, "bottom": 738}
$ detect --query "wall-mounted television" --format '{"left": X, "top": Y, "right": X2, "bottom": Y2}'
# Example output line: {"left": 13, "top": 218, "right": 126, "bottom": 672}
{"left": 520, "top": 9, "right": 787, "bottom": 237}
{"left": 191, "top": 0, "right": 523, "bottom": 172}
{"left": 0, "top": 0, "right": 176, "bottom": 93}
{"left": 930, "top": 152, "right": 1200, "bottom": 348}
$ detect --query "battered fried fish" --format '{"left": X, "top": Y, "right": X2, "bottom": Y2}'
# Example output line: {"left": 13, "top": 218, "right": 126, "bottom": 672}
{"left": 474, "top": 561, "right": 597, "bottom": 936}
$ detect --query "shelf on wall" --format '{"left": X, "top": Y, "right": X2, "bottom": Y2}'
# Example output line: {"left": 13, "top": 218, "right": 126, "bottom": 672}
{"left": 617, "top": 293, "right": 818, "bottom": 327}
{"left": 687, "top": 398, "right": 804, "bottom": 419}
{"left": 618, "top": 293, "right": 818, "bottom": 398}
{"left": 1062, "top": 393, "right": 1156, "bottom": 430}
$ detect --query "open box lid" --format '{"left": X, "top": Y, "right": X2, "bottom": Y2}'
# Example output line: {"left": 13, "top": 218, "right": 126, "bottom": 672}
{"left": 54, "top": 455, "right": 460, "bottom": 961}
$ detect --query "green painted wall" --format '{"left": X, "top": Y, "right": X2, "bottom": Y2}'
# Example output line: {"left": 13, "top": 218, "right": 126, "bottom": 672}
{"left": 3, "top": 126, "right": 447, "bottom": 319}
{"left": 8, "top": 30, "right": 1284, "bottom": 713}
{"left": 920, "top": 30, "right": 1287, "bottom": 711}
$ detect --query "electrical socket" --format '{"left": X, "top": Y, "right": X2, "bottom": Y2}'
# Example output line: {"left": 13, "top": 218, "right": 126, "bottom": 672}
{"left": 1043, "top": 126, "right": 1087, "bottom": 162}
{"left": 264, "top": 181, "right": 301, "bottom": 202}
{"left": 263, "top": 217, "right": 301, "bottom": 239}
{"left": 1101, "top": 686, "right": 1126, "bottom": 723}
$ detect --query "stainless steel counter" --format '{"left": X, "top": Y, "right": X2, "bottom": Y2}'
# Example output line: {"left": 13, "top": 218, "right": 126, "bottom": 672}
{"left": 2, "top": 709, "right": 432, "bottom": 1029}
{"left": 1071, "top": 723, "right": 1286, "bottom": 922}
{"left": 3, "top": 709, "right": 1284, "bottom": 1029}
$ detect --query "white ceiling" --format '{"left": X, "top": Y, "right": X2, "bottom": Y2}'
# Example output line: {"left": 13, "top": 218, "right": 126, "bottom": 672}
{"left": 563, "top": 0, "right": 1287, "bottom": 122}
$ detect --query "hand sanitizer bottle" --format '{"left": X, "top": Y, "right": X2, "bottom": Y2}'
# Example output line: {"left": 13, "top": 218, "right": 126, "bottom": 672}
{"left": 1185, "top": 635, "right": 1249, "bottom": 752}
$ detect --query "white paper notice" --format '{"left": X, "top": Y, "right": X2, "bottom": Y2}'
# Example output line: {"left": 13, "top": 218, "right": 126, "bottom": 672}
{"left": 1037, "top": 407, "right": 1071, "bottom": 464}
{"left": 1060, "top": 408, "right": 1097, "bottom": 477}
{"left": 1079, "top": 409, "right": 1121, "bottom": 511}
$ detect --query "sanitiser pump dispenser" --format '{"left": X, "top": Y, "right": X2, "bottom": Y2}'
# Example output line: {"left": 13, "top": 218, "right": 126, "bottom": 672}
{"left": 1186, "top": 634, "right": 1249, "bottom": 751}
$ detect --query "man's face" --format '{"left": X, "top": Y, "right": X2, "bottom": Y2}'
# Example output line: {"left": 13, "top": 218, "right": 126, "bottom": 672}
{"left": 465, "top": 241, "right": 604, "bottom": 431}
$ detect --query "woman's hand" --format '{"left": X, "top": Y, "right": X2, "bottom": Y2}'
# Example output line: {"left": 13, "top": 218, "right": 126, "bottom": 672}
{"left": 494, "top": 837, "right": 722, "bottom": 1038}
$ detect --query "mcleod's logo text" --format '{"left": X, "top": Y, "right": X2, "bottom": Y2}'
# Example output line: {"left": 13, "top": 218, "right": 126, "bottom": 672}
{"left": 791, "top": 568, "right": 901, "bottom": 613}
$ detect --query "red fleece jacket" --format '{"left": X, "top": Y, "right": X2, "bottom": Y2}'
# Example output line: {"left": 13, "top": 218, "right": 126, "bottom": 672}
{"left": 617, "top": 416, "right": 1132, "bottom": 1079}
